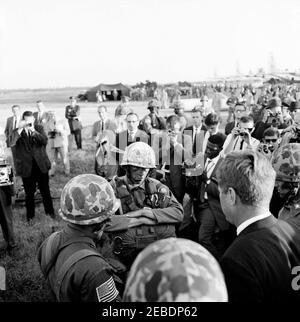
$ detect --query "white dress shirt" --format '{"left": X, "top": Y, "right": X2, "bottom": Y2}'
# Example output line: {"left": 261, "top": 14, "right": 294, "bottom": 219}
{"left": 222, "top": 133, "right": 260, "bottom": 153}
{"left": 237, "top": 212, "right": 272, "bottom": 235}
{"left": 204, "top": 154, "right": 220, "bottom": 199}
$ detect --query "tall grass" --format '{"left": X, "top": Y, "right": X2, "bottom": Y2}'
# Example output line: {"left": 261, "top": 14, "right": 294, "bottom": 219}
{"left": 0, "top": 129, "right": 96, "bottom": 302}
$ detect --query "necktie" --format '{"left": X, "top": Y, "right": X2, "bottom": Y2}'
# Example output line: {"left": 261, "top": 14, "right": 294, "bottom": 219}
{"left": 239, "top": 139, "right": 245, "bottom": 150}
{"left": 101, "top": 121, "right": 104, "bottom": 132}
{"left": 13, "top": 118, "right": 17, "bottom": 129}
{"left": 129, "top": 132, "right": 134, "bottom": 142}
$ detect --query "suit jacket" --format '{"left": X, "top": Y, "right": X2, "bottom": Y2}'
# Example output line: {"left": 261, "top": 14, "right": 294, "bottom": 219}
{"left": 5, "top": 116, "right": 18, "bottom": 148}
{"left": 9, "top": 124, "right": 51, "bottom": 177}
{"left": 220, "top": 215, "right": 300, "bottom": 302}
{"left": 203, "top": 157, "right": 231, "bottom": 231}
{"left": 92, "top": 119, "right": 118, "bottom": 138}
{"left": 154, "top": 132, "right": 192, "bottom": 202}
{"left": 115, "top": 129, "right": 149, "bottom": 151}
{"left": 184, "top": 125, "right": 207, "bottom": 156}
{"left": 225, "top": 121, "right": 235, "bottom": 135}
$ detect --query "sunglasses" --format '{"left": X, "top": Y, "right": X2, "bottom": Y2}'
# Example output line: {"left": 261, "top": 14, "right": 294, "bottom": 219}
{"left": 265, "top": 139, "right": 277, "bottom": 143}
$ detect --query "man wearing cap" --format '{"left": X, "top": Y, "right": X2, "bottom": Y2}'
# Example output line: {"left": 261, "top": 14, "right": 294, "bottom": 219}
{"left": 226, "top": 96, "right": 239, "bottom": 123}
{"left": 252, "top": 97, "right": 287, "bottom": 141}
{"left": 139, "top": 99, "right": 166, "bottom": 131}
{"left": 288, "top": 101, "right": 300, "bottom": 121}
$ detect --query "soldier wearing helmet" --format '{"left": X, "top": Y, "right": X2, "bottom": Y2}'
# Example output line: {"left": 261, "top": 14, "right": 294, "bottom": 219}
{"left": 123, "top": 238, "right": 228, "bottom": 302}
{"left": 104, "top": 142, "right": 184, "bottom": 269}
{"left": 139, "top": 99, "right": 166, "bottom": 132}
{"left": 271, "top": 143, "right": 300, "bottom": 220}
{"left": 37, "top": 174, "right": 125, "bottom": 302}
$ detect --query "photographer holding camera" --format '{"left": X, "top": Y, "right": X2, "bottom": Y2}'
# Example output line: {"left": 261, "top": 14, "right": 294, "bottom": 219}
{"left": 9, "top": 111, "right": 54, "bottom": 222}
{"left": 44, "top": 111, "right": 70, "bottom": 176}
{"left": 222, "top": 115, "right": 260, "bottom": 155}
{"left": 252, "top": 98, "right": 287, "bottom": 141}
{"left": 257, "top": 127, "right": 280, "bottom": 160}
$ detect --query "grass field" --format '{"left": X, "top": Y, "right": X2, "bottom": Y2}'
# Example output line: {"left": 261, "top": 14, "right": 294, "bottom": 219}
{"left": 0, "top": 129, "right": 96, "bottom": 302}
{"left": 0, "top": 88, "right": 229, "bottom": 302}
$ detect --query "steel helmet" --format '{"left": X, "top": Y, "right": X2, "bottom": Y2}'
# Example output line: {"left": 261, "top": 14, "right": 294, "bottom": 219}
{"left": 123, "top": 238, "right": 228, "bottom": 302}
{"left": 148, "top": 99, "right": 160, "bottom": 109}
{"left": 59, "top": 174, "right": 120, "bottom": 225}
{"left": 271, "top": 143, "right": 300, "bottom": 183}
{"left": 121, "top": 142, "right": 156, "bottom": 169}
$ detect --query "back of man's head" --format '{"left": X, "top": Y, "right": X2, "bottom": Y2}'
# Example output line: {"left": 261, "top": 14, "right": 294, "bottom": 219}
{"left": 208, "top": 133, "right": 226, "bottom": 149}
{"left": 217, "top": 150, "right": 275, "bottom": 208}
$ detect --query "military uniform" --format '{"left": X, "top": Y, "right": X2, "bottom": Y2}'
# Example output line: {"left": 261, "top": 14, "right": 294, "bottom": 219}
{"left": 37, "top": 174, "right": 124, "bottom": 302}
{"left": 272, "top": 143, "right": 300, "bottom": 221}
{"left": 38, "top": 225, "right": 123, "bottom": 302}
{"left": 105, "top": 176, "right": 183, "bottom": 268}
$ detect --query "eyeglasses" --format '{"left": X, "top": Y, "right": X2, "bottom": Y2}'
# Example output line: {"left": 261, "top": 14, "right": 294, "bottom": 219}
{"left": 265, "top": 139, "right": 277, "bottom": 143}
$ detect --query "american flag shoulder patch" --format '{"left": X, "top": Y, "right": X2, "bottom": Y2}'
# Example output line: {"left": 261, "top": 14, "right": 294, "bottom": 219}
{"left": 96, "top": 276, "right": 119, "bottom": 302}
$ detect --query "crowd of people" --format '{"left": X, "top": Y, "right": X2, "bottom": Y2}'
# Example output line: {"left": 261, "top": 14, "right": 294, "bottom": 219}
{"left": 1, "top": 83, "right": 300, "bottom": 302}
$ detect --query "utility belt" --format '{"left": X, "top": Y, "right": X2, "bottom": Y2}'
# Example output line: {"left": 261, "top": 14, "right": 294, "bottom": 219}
{"left": 111, "top": 224, "right": 175, "bottom": 254}
{"left": 108, "top": 224, "right": 176, "bottom": 267}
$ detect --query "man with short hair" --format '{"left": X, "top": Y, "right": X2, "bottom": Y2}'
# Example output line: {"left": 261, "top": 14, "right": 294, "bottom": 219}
{"left": 202, "top": 113, "right": 222, "bottom": 153}
{"left": 218, "top": 150, "right": 300, "bottom": 302}
{"left": 222, "top": 115, "right": 260, "bottom": 154}
{"left": 5, "top": 105, "right": 21, "bottom": 169}
{"left": 154, "top": 115, "right": 192, "bottom": 203}
{"left": 34, "top": 100, "right": 47, "bottom": 125}
{"left": 225, "top": 103, "right": 249, "bottom": 135}
{"left": 92, "top": 105, "right": 117, "bottom": 145}
{"left": 65, "top": 96, "right": 82, "bottom": 150}
{"left": 184, "top": 107, "right": 207, "bottom": 156}
{"left": 116, "top": 113, "right": 148, "bottom": 148}
{"left": 10, "top": 111, "right": 54, "bottom": 221}
{"left": 195, "top": 133, "right": 234, "bottom": 259}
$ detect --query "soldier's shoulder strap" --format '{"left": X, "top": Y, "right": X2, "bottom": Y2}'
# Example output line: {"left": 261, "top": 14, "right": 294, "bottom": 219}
{"left": 54, "top": 248, "right": 106, "bottom": 301}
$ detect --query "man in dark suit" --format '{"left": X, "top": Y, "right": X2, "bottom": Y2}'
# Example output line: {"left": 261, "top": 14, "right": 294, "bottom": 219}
{"left": 115, "top": 112, "right": 149, "bottom": 150}
{"left": 33, "top": 100, "right": 47, "bottom": 126}
{"left": 65, "top": 96, "right": 82, "bottom": 150}
{"left": 5, "top": 105, "right": 22, "bottom": 167}
{"left": 153, "top": 115, "right": 192, "bottom": 204}
{"left": 217, "top": 150, "right": 300, "bottom": 302}
{"left": 9, "top": 111, "right": 54, "bottom": 222}
{"left": 184, "top": 106, "right": 207, "bottom": 157}
{"left": 195, "top": 133, "right": 234, "bottom": 259}
{"left": 224, "top": 102, "right": 249, "bottom": 135}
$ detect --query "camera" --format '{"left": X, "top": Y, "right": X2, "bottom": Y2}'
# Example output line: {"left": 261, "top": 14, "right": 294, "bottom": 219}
{"left": 266, "top": 113, "right": 281, "bottom": 126}
{"left": 26, "top": 123, "right": 33, "bottom": 127}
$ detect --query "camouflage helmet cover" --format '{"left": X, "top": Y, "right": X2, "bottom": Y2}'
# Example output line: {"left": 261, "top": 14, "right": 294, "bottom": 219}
{"left": 59, "top": 174, "right": 120, "bottom": 225}
{"left": 121, "top": 142, "right": 156, "bottom": 169}
{"left": 123, "top": 238, "right": 228, "bottom": 302}
{"left": 271, "top": 143, "right": 300, "bottom": 183}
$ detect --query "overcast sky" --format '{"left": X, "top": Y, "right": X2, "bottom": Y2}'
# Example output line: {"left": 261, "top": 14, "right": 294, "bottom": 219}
{"left": 1, "top": 0, "right": 300, "bottom": 89}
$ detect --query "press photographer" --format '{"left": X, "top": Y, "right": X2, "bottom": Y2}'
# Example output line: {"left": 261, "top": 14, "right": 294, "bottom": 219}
{"left": 222, "top": 115, "right": 260, "bottom": 154}
{"left": 252, "top": 98, "right": 287, "bottom": 140}
{"left": 9, "top": 111, "right": 55, "bottom": 222}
